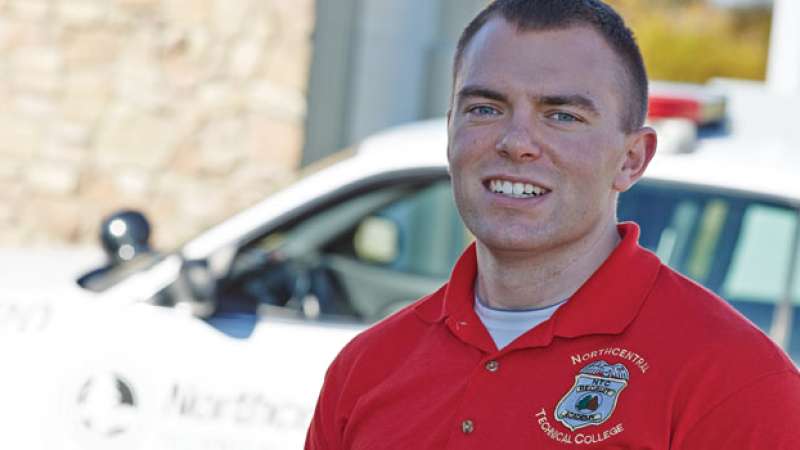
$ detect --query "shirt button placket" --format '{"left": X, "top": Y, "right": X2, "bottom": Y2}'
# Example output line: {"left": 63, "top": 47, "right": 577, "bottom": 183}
{"left": 452, "top": 359, "right": 499, "bottom": 444}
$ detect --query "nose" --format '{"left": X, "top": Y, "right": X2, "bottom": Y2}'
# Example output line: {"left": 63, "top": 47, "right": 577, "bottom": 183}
{"left": 496, "top": 123, "right": 542, "bottom": 161}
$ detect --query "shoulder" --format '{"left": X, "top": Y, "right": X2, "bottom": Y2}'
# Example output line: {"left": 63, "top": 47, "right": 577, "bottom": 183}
{"left": 633, "top": 265, "right": 800, "bottom": 441}
{"left": 671, "top": 368, "right": 800, "bottom": 449}
{"left": 645, "top": 264, "right": 791, "bottom": 369}
{"left": 640, "top": 265, "right": 799, "bottom": 410}
{"left": 307, "top": 289, "right": 447, "bottom": 449}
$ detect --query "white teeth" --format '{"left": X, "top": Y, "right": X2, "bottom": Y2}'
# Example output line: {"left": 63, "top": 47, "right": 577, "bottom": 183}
{"left": 487, "top": 178, "right": 548, "bottom": 198}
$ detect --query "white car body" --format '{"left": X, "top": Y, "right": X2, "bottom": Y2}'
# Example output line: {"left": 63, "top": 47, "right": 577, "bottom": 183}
{"left": 1, "top": 79, "right": 799, "bottom": 449}
{"left": 0, "top": 122, "right": 449, "bottom": 450}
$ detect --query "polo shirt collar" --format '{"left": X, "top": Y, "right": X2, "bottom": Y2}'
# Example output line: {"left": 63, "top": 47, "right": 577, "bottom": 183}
{"left": 413, "top": 222, "right": 662, "bottom": 352}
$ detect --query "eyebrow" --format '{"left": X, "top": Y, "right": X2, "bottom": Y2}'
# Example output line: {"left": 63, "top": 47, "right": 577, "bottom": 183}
{"left": 538, "top": 94, "right": 599, "bottom": 116}
{"left": 456, "top": 85, "right": 509, "bottom": 104}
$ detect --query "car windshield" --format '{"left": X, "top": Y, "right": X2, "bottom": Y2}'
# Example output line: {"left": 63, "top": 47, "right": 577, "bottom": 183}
{"left": 619, "top": 180, "right": 800, "bottom": 361}
{"left": 82, "top": 149, "right": 361, "bottom": 293}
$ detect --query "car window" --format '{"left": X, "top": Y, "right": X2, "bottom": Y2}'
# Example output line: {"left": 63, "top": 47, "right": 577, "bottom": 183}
{"left": 327, "top": 180, "right": 470, "bottom": 279}
{"left": 216, "top": 176, "right": 470, "bottom": 323}
{"left": 320, "top": 180, "right": 471, "bottom": 319}
{"left": 619, "top": 181, "right": 800, "bottom": 360}
{"left": 720, "top": 204, "right": 800, "bottom": 361}
{"left": 721, "top": 205, "right": 799, "bottom": 303}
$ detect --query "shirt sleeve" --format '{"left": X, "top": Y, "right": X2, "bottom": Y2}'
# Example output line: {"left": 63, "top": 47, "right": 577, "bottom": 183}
{"left": 674, "top": 370, "right": 800, "bottom": 449}
{"left": 305, "top": 350, "right": 349, "bottom": 450}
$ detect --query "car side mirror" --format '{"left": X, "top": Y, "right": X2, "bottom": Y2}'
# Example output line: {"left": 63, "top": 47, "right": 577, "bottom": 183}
{"left": 99, "top": 209, "right": 154, "bottom": 266}
{"left": 77, "top": 209, "right": 156, "bottom": 291}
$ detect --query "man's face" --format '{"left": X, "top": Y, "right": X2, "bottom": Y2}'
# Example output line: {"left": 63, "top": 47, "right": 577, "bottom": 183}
{"left": 448, "top": 18, "right": 653, "bottom": 254}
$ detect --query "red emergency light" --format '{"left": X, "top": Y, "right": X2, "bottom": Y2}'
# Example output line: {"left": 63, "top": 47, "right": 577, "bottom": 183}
{"left": 648, "top": 97, "right": 702, "bottom": 122}
{"left": 648, "top": 83, "right": 726, "bottom": 125}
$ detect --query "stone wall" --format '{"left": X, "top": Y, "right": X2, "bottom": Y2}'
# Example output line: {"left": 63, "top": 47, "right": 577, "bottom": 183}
{"left": 0, "top": 0, "right": 314, "bottom": 248}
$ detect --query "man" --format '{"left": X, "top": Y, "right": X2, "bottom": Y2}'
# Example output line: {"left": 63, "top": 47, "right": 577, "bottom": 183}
{"left": 306, "top": 1, "right": 800, "bottom": 448}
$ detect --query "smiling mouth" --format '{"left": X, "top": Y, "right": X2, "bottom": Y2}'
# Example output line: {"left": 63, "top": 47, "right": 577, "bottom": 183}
{"left": 486, "top": 178, "right": 551, "bottom": 199}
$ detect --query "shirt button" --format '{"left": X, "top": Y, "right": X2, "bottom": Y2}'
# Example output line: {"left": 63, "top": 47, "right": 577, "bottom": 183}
{"left": 461, "top": 419, "right": 475, "bottom": 434}
{"left": 485, "top": 360, "right": 499, "bottom": 372}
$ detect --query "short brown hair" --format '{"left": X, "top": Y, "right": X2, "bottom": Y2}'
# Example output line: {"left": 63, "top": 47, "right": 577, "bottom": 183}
{"left": 453, "top": 0, "right": 648, "bottom": 132}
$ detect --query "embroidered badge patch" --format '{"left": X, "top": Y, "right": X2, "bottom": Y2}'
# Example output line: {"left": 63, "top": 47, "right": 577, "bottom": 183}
{"left": 555, "top": 360, "right": 629, "bottom": 431}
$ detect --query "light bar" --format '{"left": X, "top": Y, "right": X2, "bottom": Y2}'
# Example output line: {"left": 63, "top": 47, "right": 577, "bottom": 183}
{"left": 649, "top": 97, "right": 702, "bottom": 122}
{"left": 648, "top": 82, "right": 727, "bottom": 125}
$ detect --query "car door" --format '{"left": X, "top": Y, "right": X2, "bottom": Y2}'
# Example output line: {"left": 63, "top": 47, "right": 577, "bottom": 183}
{"left": 120, "top": 171, "right": 464, "bottom": 448}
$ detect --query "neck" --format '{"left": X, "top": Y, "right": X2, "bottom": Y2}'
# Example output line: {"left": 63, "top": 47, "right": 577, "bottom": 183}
{"left": 476, "top": 221, "right": 621, "bottom": 310}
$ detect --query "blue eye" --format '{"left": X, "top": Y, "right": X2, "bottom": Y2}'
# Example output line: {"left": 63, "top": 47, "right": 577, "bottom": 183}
{"left": 550, "top": 112, "right": 580, "bottom": 122}
{"left": 468, "top": 105, "right": 500, "bottom": 117}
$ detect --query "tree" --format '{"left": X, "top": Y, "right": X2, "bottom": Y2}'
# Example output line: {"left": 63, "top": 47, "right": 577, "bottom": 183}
{"left": 608, "top": 0, "right": 771, "bottom": 83}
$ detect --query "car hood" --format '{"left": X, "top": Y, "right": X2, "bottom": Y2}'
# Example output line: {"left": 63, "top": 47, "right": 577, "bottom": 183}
{"left": 0, "top": 247, "right": 104, "bottom": 297}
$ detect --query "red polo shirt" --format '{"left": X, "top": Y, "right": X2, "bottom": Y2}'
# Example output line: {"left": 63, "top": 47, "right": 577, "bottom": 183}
{"left": 306, "top": 223, "right": 800, "bottom": 449}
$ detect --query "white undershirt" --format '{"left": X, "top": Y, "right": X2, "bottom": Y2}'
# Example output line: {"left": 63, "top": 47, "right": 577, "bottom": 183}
{"left": 474, "top": 292, "right": 566, "bottom": 350}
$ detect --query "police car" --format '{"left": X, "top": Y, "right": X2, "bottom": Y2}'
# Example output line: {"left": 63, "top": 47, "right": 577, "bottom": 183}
{"left": 1, "top": 78, "right": 798, "bottom": 449}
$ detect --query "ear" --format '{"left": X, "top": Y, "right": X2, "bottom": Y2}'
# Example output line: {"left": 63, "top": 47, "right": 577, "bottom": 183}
{"left": 613, "top": 126, "right": 657, "bottom": 192}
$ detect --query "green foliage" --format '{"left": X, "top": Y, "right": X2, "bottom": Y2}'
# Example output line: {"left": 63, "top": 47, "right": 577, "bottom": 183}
{"left": 576, "top": 395, "right": 600, "bottom": 411}
{"left": 607, "top": 1, "right": 771, "bottom": 83}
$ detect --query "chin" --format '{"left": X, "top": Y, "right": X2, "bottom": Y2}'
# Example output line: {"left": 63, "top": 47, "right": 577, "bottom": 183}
{"left": 473, "top": 226, "right": 556, "bottom": 254}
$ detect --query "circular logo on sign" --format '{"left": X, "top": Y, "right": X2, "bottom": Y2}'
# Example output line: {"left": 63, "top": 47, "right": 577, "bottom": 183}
{"left": 75, "top": 372, "right": 138, "bottom": 438}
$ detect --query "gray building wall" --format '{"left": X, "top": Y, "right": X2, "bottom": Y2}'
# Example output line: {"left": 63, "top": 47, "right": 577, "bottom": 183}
{"left": 303, "top": 0, "right": 486, "bottom": 166}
